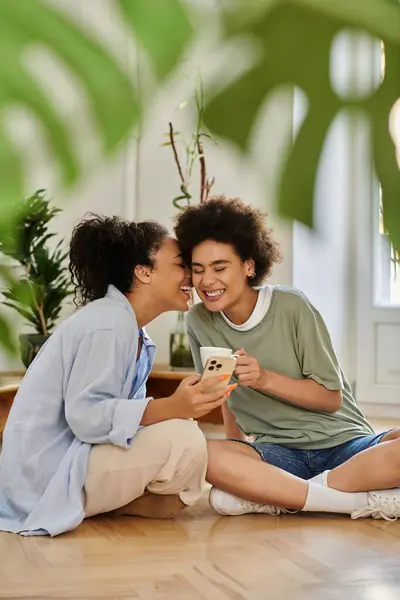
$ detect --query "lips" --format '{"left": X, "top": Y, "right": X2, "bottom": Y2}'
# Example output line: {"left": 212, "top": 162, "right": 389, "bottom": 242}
{"left": 180, "top": 285, "right": 192, "bottom": 294}
{"left": 202, "top": 289, "right": 226, "bottom": 302}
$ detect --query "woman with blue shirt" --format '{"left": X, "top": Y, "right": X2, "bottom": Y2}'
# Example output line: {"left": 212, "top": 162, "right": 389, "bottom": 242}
{"left": 0, "top": 215, "right": 230, "bottom": 536}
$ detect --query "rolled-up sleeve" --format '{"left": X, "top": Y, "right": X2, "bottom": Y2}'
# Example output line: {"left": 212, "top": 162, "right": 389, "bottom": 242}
{"left": 64, "top": 330, "right": 150, "bottom": 448}
{"left": 295, "top": 296, "right": 344, "bottom": 392}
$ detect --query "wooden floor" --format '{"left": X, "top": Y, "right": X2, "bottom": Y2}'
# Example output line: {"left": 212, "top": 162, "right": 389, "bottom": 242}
{"left": 1, "top": 493, "right": 400, "bottom": 600}
{"left": 1, "top": 421, "right": 400, "bottom": 600}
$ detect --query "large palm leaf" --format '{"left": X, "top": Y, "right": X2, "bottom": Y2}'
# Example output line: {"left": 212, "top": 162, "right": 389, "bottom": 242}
{"left": 205, "top": 0, "right": 400, "bottom": 253}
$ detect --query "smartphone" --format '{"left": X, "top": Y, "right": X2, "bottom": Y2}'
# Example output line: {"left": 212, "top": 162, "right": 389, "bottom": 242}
{"left": 201, "top": 355, "right": 237, "bottom": 394}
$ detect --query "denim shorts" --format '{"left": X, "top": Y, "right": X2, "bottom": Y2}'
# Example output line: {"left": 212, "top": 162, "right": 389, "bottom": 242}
{"left": 233, "top": 431, "right": 391, "bottom": 480}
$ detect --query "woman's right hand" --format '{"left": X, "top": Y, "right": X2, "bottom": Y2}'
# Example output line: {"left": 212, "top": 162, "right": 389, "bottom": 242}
{"left": 170, "top": 374, "right": 235, "bottom": 419}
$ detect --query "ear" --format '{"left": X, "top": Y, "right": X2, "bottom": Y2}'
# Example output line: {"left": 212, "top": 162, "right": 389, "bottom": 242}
{"left": 134, "top": 264, "right": 153, "bottom": 285}
{"left": 244, "top": 259, "right": 255, "bottom": 278}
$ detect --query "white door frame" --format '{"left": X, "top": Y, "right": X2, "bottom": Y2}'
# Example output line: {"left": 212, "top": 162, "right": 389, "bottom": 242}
{"left": 354, "top": 38, "right": 400, "bottom": 418}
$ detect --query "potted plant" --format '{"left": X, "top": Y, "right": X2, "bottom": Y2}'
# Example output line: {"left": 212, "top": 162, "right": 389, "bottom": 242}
{"left": 0, "top": 190, "right": 72, "bottom": 368}
{"left": 164, "top": 76, "right": 215, "bottom": 369}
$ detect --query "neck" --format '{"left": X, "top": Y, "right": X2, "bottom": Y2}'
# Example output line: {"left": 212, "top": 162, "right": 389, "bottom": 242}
{"left": 126, "top": 289, "right": 164, "bottom": 329}
{"left": 222, "top": 286, "right": 259, "bottom": 325}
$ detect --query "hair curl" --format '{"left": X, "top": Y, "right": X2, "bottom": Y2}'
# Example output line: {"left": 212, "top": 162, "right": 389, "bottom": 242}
{"left": 174, "top": 196, "right": 282, "bottom": 286}
{"left": 69, "top": 214, "right": 168, "bottom": 306}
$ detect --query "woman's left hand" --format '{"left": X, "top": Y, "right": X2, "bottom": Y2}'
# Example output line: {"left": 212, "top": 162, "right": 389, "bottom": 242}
{"left": 234, "top": 348, "right": 269, "bottom": 390}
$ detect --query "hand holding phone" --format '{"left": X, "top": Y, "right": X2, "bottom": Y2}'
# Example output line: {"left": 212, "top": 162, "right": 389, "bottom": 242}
{"left": 200, "top": 355, "right": 237, "bottom": 394}
{"left": 170, "top": 373, "right": 236, "bottom": 419}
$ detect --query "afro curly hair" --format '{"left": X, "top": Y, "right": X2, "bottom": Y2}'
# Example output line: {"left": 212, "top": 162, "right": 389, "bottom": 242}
{"left": 174, "top": 196, "right": 282, "bottom": 286}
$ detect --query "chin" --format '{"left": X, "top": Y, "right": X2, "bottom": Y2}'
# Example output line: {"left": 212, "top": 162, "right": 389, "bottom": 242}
{"left": 173, "top": 297, "right": 191, "bottom": 312}
{"left": 206, "top": 306, "right": 221, "bottom": 313}
{"left": 202, "top": 296, "right": 229, "bottom": 312}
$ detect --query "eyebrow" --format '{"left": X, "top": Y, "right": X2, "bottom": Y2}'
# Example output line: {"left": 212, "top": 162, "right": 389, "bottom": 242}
{"left": 191, "top": 260, "right": 231, "bottom": 267}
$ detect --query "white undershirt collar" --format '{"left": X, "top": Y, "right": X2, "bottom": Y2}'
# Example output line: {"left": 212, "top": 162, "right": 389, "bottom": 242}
{"left": 220, "top": 285, "right": 272, "bottom": 331}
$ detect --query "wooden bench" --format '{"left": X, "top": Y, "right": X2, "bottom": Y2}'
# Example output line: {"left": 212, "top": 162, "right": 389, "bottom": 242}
{"left": 0, "top": 365, "right": 222, "bottom": 438}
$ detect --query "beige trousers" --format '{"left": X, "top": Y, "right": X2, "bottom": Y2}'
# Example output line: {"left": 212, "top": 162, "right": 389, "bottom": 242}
{"left": 84, "top": 419, "right": 208, "bottom": 518}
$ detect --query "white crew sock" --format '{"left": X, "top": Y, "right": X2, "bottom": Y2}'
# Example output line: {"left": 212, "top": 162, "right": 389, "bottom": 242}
{"left": 310, "top": 470, "right": 330, "bottom": 486}
{"left": 302, "top": 481, "right": 368, "bottom": 514}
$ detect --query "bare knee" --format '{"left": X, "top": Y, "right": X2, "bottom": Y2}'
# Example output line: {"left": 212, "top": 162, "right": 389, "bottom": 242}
{"left": 206, "top": 439, "right": 261, "bottom": 484}
{"left": 206, "top": 440, "right": 227, "bottom": 480}
{"left": 389, "top": 436, "right": 400, "bottom": 463}
{"left": 207, "top": 439, "right": 261, "bottom": 462}
{"left": 377, "top": 435, "right": 400, "bottom": 469}
{"left": 380, "top": 428, "right": 400, "bottom": 443}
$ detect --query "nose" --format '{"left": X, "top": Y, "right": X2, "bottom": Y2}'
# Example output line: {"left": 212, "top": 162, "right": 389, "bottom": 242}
{"left": 201, "top": 270, "right": 216, "bottom": 287}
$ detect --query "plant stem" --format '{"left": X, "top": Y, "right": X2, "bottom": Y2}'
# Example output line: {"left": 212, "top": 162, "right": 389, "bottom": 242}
{"left": 198, "top": 139, "right": 206, "bottom": 204}
{"left": 169, "top": 122, "right": 185, "bottom": 185}
{"left": 37, "top": 302, "right": 48, "bottom": 336}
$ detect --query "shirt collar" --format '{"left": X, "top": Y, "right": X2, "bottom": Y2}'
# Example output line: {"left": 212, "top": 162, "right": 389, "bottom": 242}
{"left": 106, "top": 285, "right": 155, "bottom": 348}
{"left": 106, "top": 284, "right": 134, "bottom": 313}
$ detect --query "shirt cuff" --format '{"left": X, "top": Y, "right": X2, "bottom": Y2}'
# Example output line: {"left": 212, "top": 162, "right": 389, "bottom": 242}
{"left": 109, "top": 397, "right": 152, "bottom": 448}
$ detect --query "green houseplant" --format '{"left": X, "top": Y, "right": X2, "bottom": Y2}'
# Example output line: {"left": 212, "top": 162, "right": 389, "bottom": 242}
{"left": 165, "top": 77, "right": 215, "bottom": 369}
{"left": 0, "top": 190, "right": 72, "bottom": 367}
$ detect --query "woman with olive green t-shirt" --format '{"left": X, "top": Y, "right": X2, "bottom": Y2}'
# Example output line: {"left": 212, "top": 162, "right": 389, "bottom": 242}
{"left": 175, "top": 196, "right": 400, "bottom": 522}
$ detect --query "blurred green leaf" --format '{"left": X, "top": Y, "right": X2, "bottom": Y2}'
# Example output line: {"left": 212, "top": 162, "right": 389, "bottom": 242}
{"left": 205, "top": 0, "right": 400, "bottom": 253}
{"left": 0, "top": 0, "right": 139, "bottom": 152}
{"left": 117, "top": 0, "right": 193, "bottom": 80}
{"left": 0, "top": 314, "right": 17, "bottom": 354}
{"left": 367, "top": 40, "right": 400, "bottom": 254}
{"left": 0, "top": 120, "right": 25, "bottom": 242}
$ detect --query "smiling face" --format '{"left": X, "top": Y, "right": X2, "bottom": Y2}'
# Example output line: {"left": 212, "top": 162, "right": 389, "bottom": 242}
{"left": 191, "top": 240, "right": 255, "bottom": 312}
{"left": 148, "top": 237, "right": 192, "bottom": 311}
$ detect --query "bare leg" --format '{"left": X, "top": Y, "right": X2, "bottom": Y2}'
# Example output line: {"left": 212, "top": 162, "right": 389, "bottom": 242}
{"left": 206, "top": 440, "right": 308, "bottom": 510}
{"left": 328, "top": 429, "right": 400, "bottom": 492}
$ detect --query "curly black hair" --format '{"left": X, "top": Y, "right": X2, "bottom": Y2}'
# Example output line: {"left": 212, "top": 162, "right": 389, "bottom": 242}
{"left": 69, "top": 214, "right": 168, "bottom": 305}
{"left": 174, "top": 196, "right": 282, "bottom": 286}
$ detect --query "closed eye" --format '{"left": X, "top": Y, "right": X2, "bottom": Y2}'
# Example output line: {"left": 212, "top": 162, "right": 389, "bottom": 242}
{"left": 215, "top": 268, "right": 226, "bottom": 273}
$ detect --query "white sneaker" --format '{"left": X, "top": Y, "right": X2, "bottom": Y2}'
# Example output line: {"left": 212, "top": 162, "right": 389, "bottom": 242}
{"left": 351, "top": 488, "right": 400, "bottom": 521}
{"left": 209, "top": 487, "right": 294, "bottom": 516}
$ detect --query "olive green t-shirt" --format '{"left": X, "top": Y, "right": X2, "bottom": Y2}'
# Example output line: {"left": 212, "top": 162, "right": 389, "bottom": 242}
{"left": 187, "top": 286, "right": 374, "bottom": 450}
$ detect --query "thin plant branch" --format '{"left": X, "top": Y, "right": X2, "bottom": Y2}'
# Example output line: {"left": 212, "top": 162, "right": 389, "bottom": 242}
{"left": 169, "top": 122, "right": 185, "bottom": 185}
{"left": 166, "top": 74, "right": 215, "bottom": 208}
{"left": 198, "top": 139, "right": 206, "bottom": 204}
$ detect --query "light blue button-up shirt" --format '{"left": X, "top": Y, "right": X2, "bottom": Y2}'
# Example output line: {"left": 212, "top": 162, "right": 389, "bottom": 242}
{"left": 0, "top": 286, "right": 156, "bottom": 536}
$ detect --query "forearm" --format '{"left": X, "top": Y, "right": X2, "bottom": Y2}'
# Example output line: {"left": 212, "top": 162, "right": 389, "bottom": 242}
{"left": 222, "top": 403, "right": 247, "bottom": 441}
{"left": 140, "top": 397, "right": 177, "bottom": 426}
{"left": 262, "top": 372, "right": 342, "bottom": 413}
